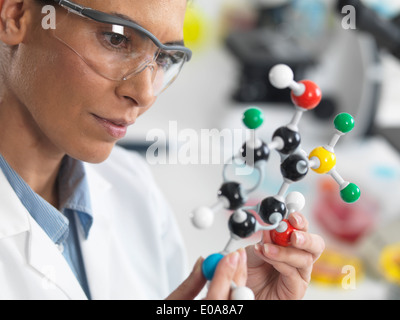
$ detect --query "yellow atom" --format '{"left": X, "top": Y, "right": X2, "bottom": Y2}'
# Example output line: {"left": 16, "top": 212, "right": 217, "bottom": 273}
{"left": 309, "top": 146, "right": 336, "bottom": 174}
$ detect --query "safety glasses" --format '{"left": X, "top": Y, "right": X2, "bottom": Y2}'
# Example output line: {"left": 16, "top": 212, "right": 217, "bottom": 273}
{"left": 50, "top": 0, "right": 192, "bottom": 96}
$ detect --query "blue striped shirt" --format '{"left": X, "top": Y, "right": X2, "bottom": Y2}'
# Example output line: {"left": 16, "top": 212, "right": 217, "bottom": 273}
{"left": 0, "top": 154, "right": 93, "bottom": 299}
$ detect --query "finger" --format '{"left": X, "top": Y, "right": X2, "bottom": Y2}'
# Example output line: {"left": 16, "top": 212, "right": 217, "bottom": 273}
{"left": 235, "top": 248, "right": 248, "bottom": 287}
{"left": 291, "top": 231, "right": 325, "bottom": 262}
{"left": 255, "top": 242, "right": 313, "bottom": 271}
{"left": 206, "top": 251, "right": 244, "bottom": 300}
{"left": 254, "top": 242, "right": 313, "bottom": 285}
{"left": 255, "top": 233, "right": 324, "bottom": 284}
{"left": 166, "top": 257, "right": 207, "bottom": 300}
{"left": 253, "top": 247, "right": 309, "bottom": 300}
{"left": 246, "top": 243, "right": 266, "bottom": 269}
{"left": 253, "top": 243, "right": 302, "bottom": 277}
{"left": 288, "top": 212, "right": 309, "bottom": 231}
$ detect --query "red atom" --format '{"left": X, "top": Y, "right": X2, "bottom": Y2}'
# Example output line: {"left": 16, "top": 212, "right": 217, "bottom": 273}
{"left": 291, "top": 80, "right": 322, "bottom": 110}
{"left": 270, "top": 219, "right": 297, "bottom": 247}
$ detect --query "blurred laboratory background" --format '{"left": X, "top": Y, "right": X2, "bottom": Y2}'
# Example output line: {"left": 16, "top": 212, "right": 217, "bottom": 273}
{"left": 119, "top": 0, "right": 400, "bottom": 299}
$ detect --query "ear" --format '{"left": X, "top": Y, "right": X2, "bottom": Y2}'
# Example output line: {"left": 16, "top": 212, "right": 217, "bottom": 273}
{"left": 0, "top": 0, "right": 29, "bottom": 46}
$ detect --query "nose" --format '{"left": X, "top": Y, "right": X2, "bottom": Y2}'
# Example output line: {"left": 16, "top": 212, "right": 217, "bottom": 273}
{"left": 115, "top": 66, "right": 157, "bottom": 108}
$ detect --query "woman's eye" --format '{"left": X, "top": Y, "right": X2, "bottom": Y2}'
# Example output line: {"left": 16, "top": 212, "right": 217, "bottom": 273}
{"left": 157, "top": 53, "right": 174, "bottom": 67}
{"left": 103, "top": 32, "right": 129, "bottom": 49}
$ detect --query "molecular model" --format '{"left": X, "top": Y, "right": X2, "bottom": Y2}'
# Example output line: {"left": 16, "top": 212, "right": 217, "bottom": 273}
{"left": 191, "top": 64, "right": 361, "bottom": 300}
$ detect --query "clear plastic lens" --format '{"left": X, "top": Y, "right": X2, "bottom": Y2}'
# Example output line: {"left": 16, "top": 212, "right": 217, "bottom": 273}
{"left": 52, "top": 11, "right": 187, "bottom": 96}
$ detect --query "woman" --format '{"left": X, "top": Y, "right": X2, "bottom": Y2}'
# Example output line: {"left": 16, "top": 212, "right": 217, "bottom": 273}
{"left": 0, "top": 0, "right": 325, "bottom": 300}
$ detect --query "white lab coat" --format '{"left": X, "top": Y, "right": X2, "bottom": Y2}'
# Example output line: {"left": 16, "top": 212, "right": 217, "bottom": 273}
{"left": 0, "top": 146, "right": 188, "bottom": 300}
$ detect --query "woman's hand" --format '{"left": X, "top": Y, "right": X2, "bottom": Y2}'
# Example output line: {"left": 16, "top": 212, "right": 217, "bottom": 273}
{"left": 166, "top": 249, "right": 248, "bottom": 300}
{"left": 167, "top": 213, "right": 324, "bottom": 300}
{"left": 246, "top": 212, "right": 325, "bottom": 300}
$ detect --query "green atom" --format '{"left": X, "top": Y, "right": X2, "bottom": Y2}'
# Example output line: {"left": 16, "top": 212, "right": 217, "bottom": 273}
{"left": 242, "top": 108, "right": 264, "bottom": 130}
{"left": 334, "top": 113, "right": 355, "bottom": 133}
{"left": 340, "top": 183, "right": 361, "bottom": 203}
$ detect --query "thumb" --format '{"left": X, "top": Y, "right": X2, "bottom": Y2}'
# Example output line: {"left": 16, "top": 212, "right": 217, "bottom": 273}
{"left": 166, "top": 257, "right": 207, "bottom": 300}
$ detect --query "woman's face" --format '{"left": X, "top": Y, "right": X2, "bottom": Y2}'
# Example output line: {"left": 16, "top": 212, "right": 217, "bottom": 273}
{"left": 9, "top": 0, "right": 187, "bottom": 163}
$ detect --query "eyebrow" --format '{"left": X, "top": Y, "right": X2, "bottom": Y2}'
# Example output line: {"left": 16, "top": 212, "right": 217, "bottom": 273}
{"left": 110, "top": 12, "right": 142, "bottom": 27}
{"left": 110, "top": 12, "right": 185, "bottom": 47}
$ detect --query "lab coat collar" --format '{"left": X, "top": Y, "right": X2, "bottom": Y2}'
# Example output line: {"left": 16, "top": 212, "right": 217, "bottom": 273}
{"left": 27, "top": 216, "right": 88, "bottom": 300}
{"left": 0, "top": 170, "right": 88, "bottom": 299}
{"left": 0, "top": 161, "right": 116, "bottom": 300}
{"left": 80, "top": 163, "right": 113, "bottom": 300}
{"left": 0, "top": 171, "right": 30, "bottom": 239}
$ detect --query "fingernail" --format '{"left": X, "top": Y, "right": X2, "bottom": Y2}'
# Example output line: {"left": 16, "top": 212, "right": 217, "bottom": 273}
{"left": 196, "top": 257, "right": 204, "bottom": 268}
{"left": 293, "top": 213, "right": 303, "bottom": 226}
{"left": 294, "top": 232, "right": 305, "bottom": 245}
{"left": 228, "top": 252, "right": 239, "bottom": 266}
{"left": 193, "top": 257, "right": 204, "bottom": 273}
{"left": 264, "top": 243, "right": 278, "bottom": 255}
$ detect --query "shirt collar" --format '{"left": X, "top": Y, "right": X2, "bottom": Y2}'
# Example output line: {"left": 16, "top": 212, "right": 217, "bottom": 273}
{"left": 58, "top": 156, "right": 93, "bottom": 239}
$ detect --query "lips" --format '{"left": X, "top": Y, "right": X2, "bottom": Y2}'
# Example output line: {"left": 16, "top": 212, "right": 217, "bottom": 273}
{"left": 92, "top": 114, "right": 134, "bottom": 139}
